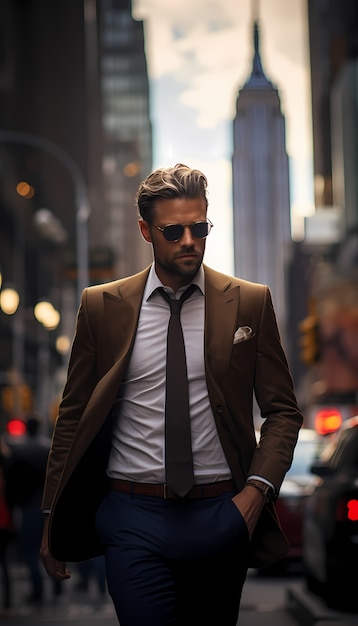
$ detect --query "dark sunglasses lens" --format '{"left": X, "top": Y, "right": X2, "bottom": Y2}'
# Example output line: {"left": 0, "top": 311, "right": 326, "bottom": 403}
{"left": 163, "top": 224, "right": 184, "bottom": 241}
{"left": 191, "top": 222, "right": 210, "bottom": 238}
{"left": 162, "top": 222, "right": 211, "bottom": 241}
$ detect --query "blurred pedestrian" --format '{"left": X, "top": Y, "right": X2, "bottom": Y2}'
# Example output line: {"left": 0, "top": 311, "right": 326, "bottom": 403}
{"left": 0, "top": 444, "right": 14, "bottom": 612}
{"left": 75, "top": 556, "right": 106, "bottom": 596}
{"left": 40, "top": 164, "right": 303, "bottom": 625}
{"left": 6, "top": 412, "right": 61, "bottom": 603}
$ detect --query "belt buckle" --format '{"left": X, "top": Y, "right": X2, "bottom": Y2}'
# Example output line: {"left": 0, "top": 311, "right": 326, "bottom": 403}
{"left": 163, "top": 484, "right": 167, "bottom": 499}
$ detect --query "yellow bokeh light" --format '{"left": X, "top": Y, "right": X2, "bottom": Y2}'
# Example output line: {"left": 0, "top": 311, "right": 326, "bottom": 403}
{"left": 16, "top": 181, "right": 35, "bottom": 199}
{"left": 0, "top": 287, "right": 20, "bottom": 315}
{"left": 56, "top": 335, "right": 71, "bottom": 354}
{"left": 123, "top": 162, "right": 140, "bottom": 177}
{"left": 34, "top": 301, "right": 60, "bottom": 330}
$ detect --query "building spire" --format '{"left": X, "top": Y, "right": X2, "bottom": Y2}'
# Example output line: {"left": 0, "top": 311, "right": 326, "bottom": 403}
{"left": 252, "top": 0, "right": 259, "bottom": 22}
{"left": 244, "top": 1, "right": 273, "bottom": 88}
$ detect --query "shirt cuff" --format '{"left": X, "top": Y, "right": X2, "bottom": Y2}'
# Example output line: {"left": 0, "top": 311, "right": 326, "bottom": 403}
{"left": 246, "top": 475, "right": 275, "bottom": 495}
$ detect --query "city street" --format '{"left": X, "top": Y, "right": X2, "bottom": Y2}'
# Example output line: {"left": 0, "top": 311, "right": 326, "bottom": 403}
{"left": 0, "top": 562, "right": 298, "bottom": 626}
{"left": 2, "top": 561, "right": 357, "bottom": 626}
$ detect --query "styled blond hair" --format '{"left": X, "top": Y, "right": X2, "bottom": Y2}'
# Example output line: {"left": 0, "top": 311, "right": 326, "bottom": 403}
{"left": 135, "top": 163, "right": 208, "bottom": 222}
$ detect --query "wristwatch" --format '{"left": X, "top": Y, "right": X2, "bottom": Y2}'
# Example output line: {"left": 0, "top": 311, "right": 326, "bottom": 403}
{"left": 245, "top": 479, "right": 274, "bottom": 504}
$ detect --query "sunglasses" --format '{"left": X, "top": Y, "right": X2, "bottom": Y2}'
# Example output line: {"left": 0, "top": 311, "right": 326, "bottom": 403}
{"left": 152, "top": 220, "right": 213, "bottom": 242}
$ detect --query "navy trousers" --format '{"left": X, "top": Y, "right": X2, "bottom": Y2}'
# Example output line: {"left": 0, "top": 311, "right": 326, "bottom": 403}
{"left": 95, "top": 489, "right": 250, "bottom": 626}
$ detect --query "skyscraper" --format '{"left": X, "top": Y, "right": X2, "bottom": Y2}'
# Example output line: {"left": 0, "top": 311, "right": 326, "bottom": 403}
{"left": 308, "top": 0, "right": 358, "bottom": 232}
{"left": 95, "top": 0, "right": 153, "bottom": 277}
{"left": 0, "top": 0, "right": 152, "bottom": 422}
{"left": 232, "top": 19, "right": 292, "bottom": 340}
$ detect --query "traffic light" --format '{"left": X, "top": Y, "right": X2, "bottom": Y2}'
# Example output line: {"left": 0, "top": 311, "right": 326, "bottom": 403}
{"left": 298, "top": 314, "right": 321, "bottom": 366}
{"left": 314, "top": 408, "right": 342, "bottom": 435}
{"left": 1, "top": 384, "right": 33, "bottom": 415}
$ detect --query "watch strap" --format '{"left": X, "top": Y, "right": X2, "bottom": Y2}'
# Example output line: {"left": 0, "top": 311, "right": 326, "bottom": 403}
{"left": 245, "top": 479, "right": 273, "bottom": 503}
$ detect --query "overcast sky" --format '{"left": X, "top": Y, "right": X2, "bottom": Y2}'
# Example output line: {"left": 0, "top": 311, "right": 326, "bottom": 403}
{"left": 133, "top": 0, "right": 314, "bottom": 273}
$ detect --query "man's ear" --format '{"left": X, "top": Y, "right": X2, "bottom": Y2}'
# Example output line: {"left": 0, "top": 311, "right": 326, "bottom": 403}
{"left": 138, "top": 219, "right": 152, "bottom": 243}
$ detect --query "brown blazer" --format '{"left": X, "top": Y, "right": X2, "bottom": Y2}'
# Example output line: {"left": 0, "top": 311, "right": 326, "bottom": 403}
{"left": 42, "top": 264, "right": 303, "bottom": 568}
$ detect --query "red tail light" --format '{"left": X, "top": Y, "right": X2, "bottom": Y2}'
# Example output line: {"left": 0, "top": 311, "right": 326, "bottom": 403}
{"left": 336, "top": 497, "right": 358, "bottom": 522}
{"left": 6, "top": 418, "right": 26, "bottom": 437}
{"left": 315, "top": 408, "right": 342, "bottom": 435}
{"left": 347, "top": 500, "right": 358, "bottom": 522}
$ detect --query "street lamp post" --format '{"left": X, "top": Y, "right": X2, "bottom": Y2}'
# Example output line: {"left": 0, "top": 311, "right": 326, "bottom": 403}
{"left": 34, "top": 299, "right": 61, "bottom": 423}
{"left": 0, "top": 129, "right": 90, "bottom": 302}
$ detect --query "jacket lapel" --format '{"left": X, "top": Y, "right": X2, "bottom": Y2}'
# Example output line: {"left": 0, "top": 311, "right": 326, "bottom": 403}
{"left": 204, "top": 265, "right": 240, "bottom": 381}
{"left": 102, "top": 267, "right": 150, "bottom": 367}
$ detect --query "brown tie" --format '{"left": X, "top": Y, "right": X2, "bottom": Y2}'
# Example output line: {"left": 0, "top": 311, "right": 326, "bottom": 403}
{"left": 158, "top": 285, "right": 197, "bottom": 497}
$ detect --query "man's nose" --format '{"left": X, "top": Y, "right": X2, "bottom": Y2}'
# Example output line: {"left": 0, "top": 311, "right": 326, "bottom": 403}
{"left": 180, "top": 225, "right": 195, "bottom": 245}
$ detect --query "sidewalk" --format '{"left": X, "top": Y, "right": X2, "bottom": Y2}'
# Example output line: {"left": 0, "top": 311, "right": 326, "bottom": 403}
{"left": 3, "top": 564, "right": 297, "bottom": 626}
{"left": 4, "top": 562, "right": 357, "bottom": 626}
{"left": 0, "top": 563, "right": 117, "bottom": 625}
{"left": 287, "top": 582, "right": 358, "bottom": 626}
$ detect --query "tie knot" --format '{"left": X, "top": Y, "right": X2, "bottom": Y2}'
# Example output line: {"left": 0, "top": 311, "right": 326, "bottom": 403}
{"left": 158, "top": 284, "right": 196, "bottom": 313}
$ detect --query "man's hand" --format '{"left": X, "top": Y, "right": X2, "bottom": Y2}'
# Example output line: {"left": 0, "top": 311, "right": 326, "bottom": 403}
{"left": 40, "top": 515, "right": 71, "bottom": 581}
{"left": 231, "top": 484, "right": 266, "bottom": 540}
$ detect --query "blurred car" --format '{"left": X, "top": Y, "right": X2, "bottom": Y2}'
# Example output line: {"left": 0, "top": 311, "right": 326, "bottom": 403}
{"left": 274, "top": 428, "right": 322, "bottom": 566}
{"left": 256, "top": 427, "right": 322, "bottom": 574}
{"left": 303, "top": 415, "right": 358, "bottom": 611}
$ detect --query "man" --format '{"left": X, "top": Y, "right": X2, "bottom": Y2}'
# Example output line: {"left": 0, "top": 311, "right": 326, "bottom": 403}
{"left": 40, "top": 163, "right": 303, "bottom": 625}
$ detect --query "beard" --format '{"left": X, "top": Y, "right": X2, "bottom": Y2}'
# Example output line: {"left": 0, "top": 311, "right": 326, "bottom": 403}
{"left": 156, "top": 252, "right": 203, "bottom": 281}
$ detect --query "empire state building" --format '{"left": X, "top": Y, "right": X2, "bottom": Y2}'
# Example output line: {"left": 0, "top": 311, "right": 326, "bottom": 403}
{"left": 232, "top": 19, "right": 292, "bottom": 342}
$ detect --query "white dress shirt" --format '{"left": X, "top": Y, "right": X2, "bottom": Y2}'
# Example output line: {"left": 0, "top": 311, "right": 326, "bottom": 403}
{"left": 107, "top": 264, "right": 232, "bottom": 484}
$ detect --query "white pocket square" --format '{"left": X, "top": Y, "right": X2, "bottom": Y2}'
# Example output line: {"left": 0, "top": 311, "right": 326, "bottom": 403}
{"left": 233, "top": 326, "right": 253, "bottom": 344}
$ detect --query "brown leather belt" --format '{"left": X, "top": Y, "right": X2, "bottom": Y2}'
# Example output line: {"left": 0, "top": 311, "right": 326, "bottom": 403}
{"left": 110, "top": 478, "right": 236, "bottom": 500}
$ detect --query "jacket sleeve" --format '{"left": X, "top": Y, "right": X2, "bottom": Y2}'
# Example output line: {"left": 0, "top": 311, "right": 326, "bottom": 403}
{"left": 249, "top": 286, "right": 303, "bottom": 491}
{"left": 41, "top": 288, "right": 98, "bottom": 510}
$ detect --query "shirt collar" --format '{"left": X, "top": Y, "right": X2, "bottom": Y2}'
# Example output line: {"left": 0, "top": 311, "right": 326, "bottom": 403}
{"left": 144, "top": 263, "right": 205, "bottom": 301}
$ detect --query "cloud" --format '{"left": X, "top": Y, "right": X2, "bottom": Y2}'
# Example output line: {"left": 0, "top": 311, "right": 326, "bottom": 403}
{"left": 134, "top": 0, "right": 251, "bottom": 80}
{"left": 135, "top": 1, "right": 252, "bottom": 129}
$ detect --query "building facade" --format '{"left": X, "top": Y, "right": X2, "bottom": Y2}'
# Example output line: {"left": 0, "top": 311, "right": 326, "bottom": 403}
{"left": 0, "top": 0, "right": 152, "bottom": 427}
